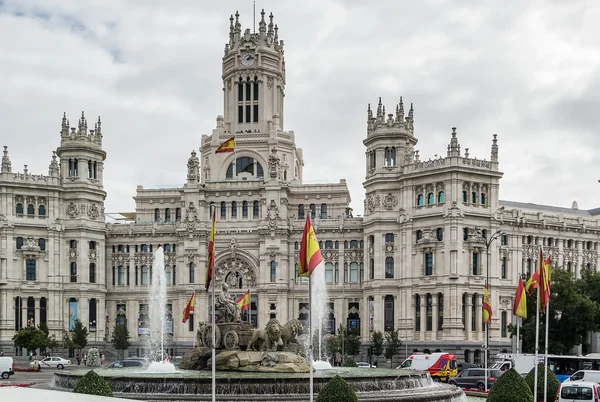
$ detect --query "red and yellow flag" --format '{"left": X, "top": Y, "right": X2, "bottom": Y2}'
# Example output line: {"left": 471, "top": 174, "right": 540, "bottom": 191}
{"left": 539, "top": 249, "right": 551, "bottom": 311}
{"left": 483, "top": 285, "right": 492, "bottom": 325}
{"left": 182, "top": 292, "right": 195, "bottom": 323}
{"left": 525, "top": 270, "right": 539, "bottom": 295}
{"left": 215, "top": 136, "right": 235, "bottom": 153}
{"left": 298, "top": 216, "right": 323, "bottom": 277}
{"left": 205, "top": 209, "right": 217, "bottom": 291}
{"left": 513, "top": 277, "right": 527, "bottom": 319}
{"left": 235, "top": 290, "right": 250, "bottom": 311}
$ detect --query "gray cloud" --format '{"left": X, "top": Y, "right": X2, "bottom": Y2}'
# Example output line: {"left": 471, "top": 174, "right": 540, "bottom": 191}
{"left": 1, "top": 0, "right": 600, "bottom": 214}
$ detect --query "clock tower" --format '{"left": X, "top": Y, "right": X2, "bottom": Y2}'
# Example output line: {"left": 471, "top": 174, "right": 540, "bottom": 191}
{"left": 222, "top": 10, "right": 286, "bottom": 134}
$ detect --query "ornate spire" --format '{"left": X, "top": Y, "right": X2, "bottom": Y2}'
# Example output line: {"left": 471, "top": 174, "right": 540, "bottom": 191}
{"left": 274, "top": 24, "right": 279, "bottom": 42}
{"left": 229, "top": 14, "right": 235, "bottom": 44}
{"left": 259, "top": 9, "right": 266, "bottom": 37}
{"left": 48, "top": 151, "right": 59, "bottom": 176}
{"left": 1, "top": 146, "right": 11, "bottom": 173}
{"left": 268, "top": 12, "right": 274, "bottom": 36}
{"left": 96, "top": 116, "right": 102, "bottom": 136}
{"left": 448, "top": 127, "right": 460, "bottom": 157}
{"left": 397, "top": 97, "right": 404, "bottom": 123}
{"left": 78, "top": 111, "right": 88, "bottom": 135}
{"left": 61, "top": 112, "right": 69, "bottom": 136}
{"left": 491, "top": 134, "right": 498, "bottom": 162}
{"left": 407, "top": 103, "right": 414, "bottom": 131}
{"left": 376, "top": 97, "right": 382, "bottom": 118}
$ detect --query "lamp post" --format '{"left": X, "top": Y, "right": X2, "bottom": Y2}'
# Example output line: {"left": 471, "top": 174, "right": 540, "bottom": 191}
{"left": 341, "top": 280, "right": 345, "bottom": 364}
{"left": 474, "top": 229, "right": 502, "bottom": 392}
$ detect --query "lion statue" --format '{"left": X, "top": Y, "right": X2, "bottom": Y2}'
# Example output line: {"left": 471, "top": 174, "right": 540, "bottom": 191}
{"left": 196, "top": 322, "right": 207, "bottom": 347}
{"left": 247, "top": 318, "right": 284, "bottom": 352}
{"left": 280, "top": 319, "right": 305, "bottom": 348}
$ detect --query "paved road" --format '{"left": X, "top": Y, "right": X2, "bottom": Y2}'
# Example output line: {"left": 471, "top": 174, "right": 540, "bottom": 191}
{"left": 1, "top": 358, "right": 106, "bottom": 387}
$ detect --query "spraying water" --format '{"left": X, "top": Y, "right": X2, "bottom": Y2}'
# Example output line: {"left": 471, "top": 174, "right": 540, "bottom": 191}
{"left": 147, "top": 246, "right": 176, "bottom": 373}
{"left": 310, "top": 262, "right": 333, "bottom": 369}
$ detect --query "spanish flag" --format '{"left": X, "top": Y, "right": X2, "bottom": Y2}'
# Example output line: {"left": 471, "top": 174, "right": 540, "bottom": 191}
{"left": 215, "top": 136, "right": 235, "bottom": 153}
{"left": 513, "top": 277, "right": 527, "bottom": 319}
{"left": 539, "top": 249, "right": 551, "bottom": 311}
{"left": 205, "top": 209, "right": 216, "bottom": 291}
{"left": 182, "top": 292, "right": 195, "bottom": 323}
{"left": 235, "top": 290, "right": 250, "bottom": 311}
{"left": 483, "top": 285, "right": 492, "bottom": 325}
{"left": 298, "top": 216, "right": 323, "bottom": 277}
{"left": 525, "top": 270, "right": 539, "bottom": 295}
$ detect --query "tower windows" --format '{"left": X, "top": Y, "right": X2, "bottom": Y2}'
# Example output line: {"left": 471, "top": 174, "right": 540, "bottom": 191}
{"left": 384, "top": 147, "right": 396, "bottom": 167}
{"left": 242, "top": 201, "right": 248, "bottom": 217}
{"left": 237, "top": 76, "right": 260, "bottom": 124}
{"left": 226, "top": 157, "right": 264, "bottom": 179}
{"left": 15, "top": 203, "right": 23, "bottom": 215}
{"left": 298, "top": 205, "right": 304, "bottom": 220}
{"left": 253, "top": 200, "right": 260, "bottom": 218}
{"left": 27, "top": 203, "right": 34, "bottom": 216}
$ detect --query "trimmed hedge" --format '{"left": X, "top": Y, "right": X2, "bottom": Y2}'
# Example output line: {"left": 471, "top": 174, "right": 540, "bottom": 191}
{"left": 317, "top": 375, "right": 358, "bottom": 402}
{"left": 525, "top": 364, "right": 560, "bottom": 402}
{"left": 342, "top": 357, "right": 358, "bottom": 367}
{"left": 73, "top": 370, "right": 113, "bottom": 397}
{"left": 487, "top": 368, "right": 533, "bottom": 402}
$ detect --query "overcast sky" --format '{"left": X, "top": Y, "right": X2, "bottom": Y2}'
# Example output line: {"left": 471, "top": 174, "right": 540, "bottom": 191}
{"left": 2, "top": 0, "right": 599, "bottom": 216}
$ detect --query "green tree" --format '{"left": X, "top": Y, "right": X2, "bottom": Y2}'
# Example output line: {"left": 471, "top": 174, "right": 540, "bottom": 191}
{"left": 344, "top": 328, "right": 362, "bottom": 358}
{"left": 12, "top": 326, "right": 49, "bottom": 353}
{"left": 508, "top": 268, "right": 599, "bottom": 354}
{"left": 323, "top": 334, "right": 341, "bottom": 360}
{"left": 70, "top": 319, "right": 88, "bottom": 350}
{"left": 371, "top": 331, "right": 385, "bottom": 360}
{"left": 111, "top": 324, "right": 131, "bottom": 360}
{"left": 487, "top": 368, "right": 533, "bottom": 402}
{"left": 525, "top": 364, "right": 560, "bottom": 402}
{"left": 384, "top": 329, "right": 403, "bottom": 368}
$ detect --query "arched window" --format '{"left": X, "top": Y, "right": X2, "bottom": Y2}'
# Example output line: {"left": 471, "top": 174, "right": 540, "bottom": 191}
{"left": 70, "top": 262, "right": 78, "bottom": 282}
{"left": 417, "top": 194, "right": 424, "bottom": 206}
{"left": 350, "top": 240, "right": 358, "bottom": 248}
{"left": 369, "top": 258, "right": 375, "bottom": 280}
{"left": 154, "top": 208, "right": 160, "bottom": 222}
{"left": 89, "top": 263, "right": 96, "bottom": 283}
{"left": 309, "top": 204, "right": 316, "bottom": 219}
{"left": 481, "top": 193, "right": 487, "bottom": 205}
{"left": 15, "top": 203, "right": 23, "bottom": 215}
{"left": 385, "top": 257, "right": 394, "bottom": 279}
{"left": 298, "top": 205, "right": 305, "bottom": 219}
{"left": 325, "top": 263, "right": 333, "bottom": 283}
{"left": 27, "top": 204, "right": 34, "bottom": 215}
{"left": 164, "top": 244, "right": 171, "bottom": 252}
{"left": 253, "top": 201, "right": 260, "bottom": 218}
{"left": 220, "top": 201, "right": 227, "bottom": 218}
{"left": 335, "top": 240, "right": 339, "bottom": 249}
{"left": 324, "top": 241, "right": 333, "bottom": 249}
{"left": 242, "top": 201, "right": 248, "bottom": 217}
{"left": 462, "top": 191, "right": 467, "bottom": 203}
{"left": 231, "top": 201, "right": 237, "bottom": 218}
{"left": 226, "top": 157, "right": 264, "bottom": 179}
{"left": 320, "top": 204, "right": 328, "bottom": 219}
{"left": 437, "top": 191, "right": 445, "bottom": 203}
{"left": 38, "top": 204, "right": 46, "bottom": 217}
{"left": 416, "top": 230, "right": 423, "bottom": 241}
{"left": 165, "top": 208, "right": 171, "bottom": 222}
{"left": 270, "top": 260, "right": 276, "bottom": 283}
{"left": 38, "top": 238, "right": 45, "bottom": 250}
{"left": 427, "top": 193, "right": 434, "bottom": 204}
{"left": 16, "top": 237, "right": 23, "bottom": 249}
{"left": 471, "top": 192, "right": 477, "bottom": 203}
{"left": 436, "top": 228, "right": 444, "bottom": 241}
{"left": 175, "top": 208, "right": 181, "bottom": 221}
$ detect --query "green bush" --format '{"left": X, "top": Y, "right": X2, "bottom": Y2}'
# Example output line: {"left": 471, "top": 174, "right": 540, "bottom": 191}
{"left": 342, "top": 357, "right": 358, "bottom": 367}
{"left": 73, "top": 370, "right": 113, "bottom": 397}
{"left": 317, "top": 375, "right": 358, "bottom": 402}
{"left": 525, "top": 364, "right": 560, "bottom": 402}
{"left": 487, "top": 368, "right": 533, "bottom": 402}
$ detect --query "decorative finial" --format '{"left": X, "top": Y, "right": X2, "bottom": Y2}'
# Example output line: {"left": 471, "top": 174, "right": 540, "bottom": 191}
{"left": 1, "top": 146, "right": 11, "bottom": 173}
{"left": 274, "top": 24, "right": 278, "bottom": 42}
{"left": 491, "top": 134, "right": 499, "bottom": 162}
{"left": 448, "top": 127, "right": 460, "bottom": 157}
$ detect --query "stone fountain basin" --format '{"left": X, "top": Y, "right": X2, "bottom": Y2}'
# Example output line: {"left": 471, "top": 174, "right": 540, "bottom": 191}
{"left": 53, "top": 367, "right": 465, "bottom": 402}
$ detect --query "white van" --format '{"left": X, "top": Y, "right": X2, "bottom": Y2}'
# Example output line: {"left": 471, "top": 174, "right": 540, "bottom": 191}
{"left": 0, "top": 356, "right": 14, "bottom": 379}
{"left": 558, "top": 381, "right": 600, "bottom": 402}
{"left": 564, "top": 370, "right": 600, "bottom": 384}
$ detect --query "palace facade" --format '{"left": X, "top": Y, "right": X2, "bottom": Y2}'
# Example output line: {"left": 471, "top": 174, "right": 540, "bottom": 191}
{"left": 1, "top": 10, "right": 600, "bottom": 362}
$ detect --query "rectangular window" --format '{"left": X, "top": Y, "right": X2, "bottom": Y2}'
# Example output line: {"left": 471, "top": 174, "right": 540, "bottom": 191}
{"left": 253, "top": 104, "right": 259, "bottom": 123}
{"left": 425, "top": 253, "right": 433, "bottom": 276}
{"left": 325, "top": 263, "right": 333, "bottom": 283}
{"left": 189, "top": 262, "right": 195, "bottom": 283}
{"left": 426, "top": 297, "right": 432, "bottom": 331}
{"left": 141, "top": 267, "right": 148, "bottom": 286}
{"left": 238, "top": 105, "right": 243, "bottom": 123}
{"left": 501, "top": 312, "right": 507, "bottom": 337}
{"left": 472, "top": 253, "right": 479, "bottom": 275}
{"left": 246, "top": 82, "right": 251, "bottom": 101}
{"left": 501, "top": 257, "right": 507, "bottom": 279}
{"left": 253, "top": 81, "right": 259, "bottom": 100}
{"left": 245, "top": 105, "right": 251, "bottom": 123}
{"left": 415, "top": 299, "right": 421, "bottom": 332}
{"left": 350, "top": 262, "right": 358, "bottom": 283}
{"left": 118, "top": 267, "right": 125, "bottom": 286}
{"left": 188, "top": 313, "right": 194, "bottom": 332}
{"left": 238, "top": 82, "right": 243, "bottom": 102}
{"left": 26, "top": 259, "right": 36, "bottom": 281}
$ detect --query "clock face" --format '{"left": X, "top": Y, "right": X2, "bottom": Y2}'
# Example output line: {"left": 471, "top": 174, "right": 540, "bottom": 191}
{"left": 241, "top": 53, "right": 256, "bottom": 67}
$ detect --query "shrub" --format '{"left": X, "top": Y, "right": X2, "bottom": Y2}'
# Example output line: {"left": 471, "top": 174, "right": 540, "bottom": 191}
{"left": 73, "top": 370, "right": 113, "bottom": 397}
{"left": 317, "top": 375, "right": 358, "bottom": 402}
{"left": 342, "top": 357, "right": 358, "bottom": 367}
{"left": 487, "top": 368, "right": 533, "bottom": 402}
{"left": 525, "top": 364, "right": 560, "bottom": 402}
{"left": 86, "top": 348, "right": 101, "bottom": 367}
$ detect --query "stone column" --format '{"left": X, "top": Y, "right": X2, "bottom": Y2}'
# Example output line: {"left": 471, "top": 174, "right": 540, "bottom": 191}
{"left": 431, "top": 294, "right": 439, "bottom": 340}
{"left": 465, "top": 293, "right": 472, "bottom": 341}
{"left": 475, "top": 294, "right": 483, "bottom": 341}
{"left": 419, "top": 294, "right": 426, "bottom": 341}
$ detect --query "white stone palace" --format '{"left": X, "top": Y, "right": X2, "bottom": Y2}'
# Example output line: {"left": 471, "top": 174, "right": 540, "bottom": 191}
{"left": 1, "top": 10, "right": 600, "bottom": 362}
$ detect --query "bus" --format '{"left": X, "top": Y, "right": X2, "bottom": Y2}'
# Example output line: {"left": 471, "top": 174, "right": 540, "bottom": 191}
{"left": 493, "top": 353, "right": 600, "bottom": 382}
{"left": 397, "top": 352, "right": 458, "bottom": 382}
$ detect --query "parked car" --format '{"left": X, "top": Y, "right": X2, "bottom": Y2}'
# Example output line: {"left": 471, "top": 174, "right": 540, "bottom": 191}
{"left": 356, "top": 362, "right": 375, "bottom": 368}
{"left": 457, "top": 362, "right": 478, "bottom": 372}
{"left": 124, "top": 357, "right": 150, "bottom": 366}
{"left": 448, "top": 368, "right": 503, "bottom": 391}
{"left": 106, "top": 360, "right": 146, "bottom": 368}
{"left": 0, "top": 356, "right": 15, "bottom": 379}
{"left": 564, "top": 370, "right": 600, "bottom": 384}
{"left": 30, "top": 356, "right": 71, "bottom": 369}
{"left": 557, "top": 381, "right": 600, "bottom": 402}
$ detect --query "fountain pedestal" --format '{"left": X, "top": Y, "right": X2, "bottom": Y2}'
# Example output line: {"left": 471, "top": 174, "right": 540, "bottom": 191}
{"left": 214, "top": 350, "right": 310, "bottom": 373}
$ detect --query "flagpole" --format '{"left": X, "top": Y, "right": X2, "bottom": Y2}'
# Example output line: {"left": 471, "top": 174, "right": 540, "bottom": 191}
{"left": 248, "top": 289, "right": 251, "bottom": 323}
{"left": 543, "top": 300, "right": 550, "bottom": 402}
{"left": 516, "top": 316, "right": 520, "bottom": 354}
{"left": 533, "top": 250, "right": 541, "bottom": 402}
{"left": 193, "top": 292, "right": 197, "bottom": 348}
{"left": 309, "top": 271, "right": 314, "bottom": 402}
{"left": 210, "top": 205, "right": 216, "bottom": 402}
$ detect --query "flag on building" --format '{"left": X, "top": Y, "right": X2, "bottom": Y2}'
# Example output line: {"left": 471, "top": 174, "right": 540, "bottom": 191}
{"left": 483, "top": 285, "right": 492, "bottom": 325}
{"left": 298, "top": 216, "right": 323, "bottom": 277}
{"left": 525, "top": 270, "right": 539, "bottom": 295}
{"left": 182, "top": 292, "right": 195, "bottom": 323}
{"left": 205, "top": 209, "right": 217, "bottom": 291}
{"left": 513, "top": 277, "right": 527, "bottom": 319}
{"left": 539, "top": 249, "right": 551, "bottom": 311}
{"left": 235, "top": 290, "right": 251, "bottom": 311}
{"left": 215, "top": 136, "right": 235, "bottom": 153}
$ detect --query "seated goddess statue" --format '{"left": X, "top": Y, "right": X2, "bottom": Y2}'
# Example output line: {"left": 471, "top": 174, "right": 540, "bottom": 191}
{"left": 215, "top": 282, "right": 241, "bottom": 323}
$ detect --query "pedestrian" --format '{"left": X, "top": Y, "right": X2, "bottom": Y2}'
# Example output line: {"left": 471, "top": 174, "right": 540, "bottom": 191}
{"left": 0, "top": 351, "right": 4, "bottom": 357}
{"left": 76, "top": 352, "right": 81, "bottom": 366}
{"left": 83, "top": 353, "right": 87, "bottom": 366}
{"left": 101, "top": 353, "right": 105, "bottom": 365}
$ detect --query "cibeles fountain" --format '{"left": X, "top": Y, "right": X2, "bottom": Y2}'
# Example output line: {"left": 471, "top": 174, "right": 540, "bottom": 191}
{"left": 53, "top": 247, "right": 466, "bottom": 401}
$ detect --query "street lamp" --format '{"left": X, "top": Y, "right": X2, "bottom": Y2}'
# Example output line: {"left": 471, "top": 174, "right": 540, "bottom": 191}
{"left": 474, "top": 228, "right": 502, "bottom": 392}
